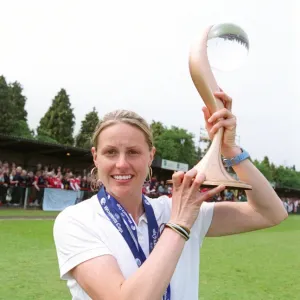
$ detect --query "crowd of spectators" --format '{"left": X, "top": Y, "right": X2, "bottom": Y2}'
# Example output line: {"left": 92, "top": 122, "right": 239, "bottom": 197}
{"left": 0, "top": 160, "right": 92, "bottom": 207}
{"left": 142, "top": 176, "right": 249, "bottom": 203}
{"left": 282, "top": 197, "right": 299, "bottom": 214}
{"left": 1, "top": 160, "right": 299, "bottom": 213}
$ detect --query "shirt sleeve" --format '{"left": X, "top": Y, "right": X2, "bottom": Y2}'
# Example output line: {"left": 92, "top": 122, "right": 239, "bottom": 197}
{"left": 150, "top": 196, "right": 214, "bottom": 247}
{"left": 53, "top": 208, "right": 112, "bottom": 280}
{"left": 194, "top": 201, "right": 215, "bottom": 247}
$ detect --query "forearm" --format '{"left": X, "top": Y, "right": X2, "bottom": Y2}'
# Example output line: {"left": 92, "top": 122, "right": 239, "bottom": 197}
{"left": 233, "top": 159, "right": 288, "bottom": 224}
{"left": 120, "top": 227, "right": 185, "bottom": 300}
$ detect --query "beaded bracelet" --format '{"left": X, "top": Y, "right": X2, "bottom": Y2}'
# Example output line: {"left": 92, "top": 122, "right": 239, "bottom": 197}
{"left": 165, "top": 223, "right": 190, "bottom": 241}
{"left": 167, "top": 222, "right": 190, "bottom": 237}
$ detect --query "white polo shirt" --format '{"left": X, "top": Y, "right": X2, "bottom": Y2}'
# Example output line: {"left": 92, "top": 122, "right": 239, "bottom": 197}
{"left": 53, "top": 195, "right": 214, "bottom": 300}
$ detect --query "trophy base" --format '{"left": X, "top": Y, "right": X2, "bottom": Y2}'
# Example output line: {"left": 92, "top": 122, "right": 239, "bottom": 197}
{"left": 166, "top": 179, "right": 252, "bottom": 191}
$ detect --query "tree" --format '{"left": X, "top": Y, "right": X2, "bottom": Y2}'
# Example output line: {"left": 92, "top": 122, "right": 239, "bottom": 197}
{"left": 37, "top": 89, "right": 75, "bottom": 145}
{"left": 75, "top": 107, "right": 100, "bottom": 149}
{"left": 253, "top": 159, "right": 273, "bottom": 181}
{"left": 274, "top": 165, "right": 300, "bottom": 188}
{"left": 0, "top": 75, "right": 15, "bottom": 134}
{"left": 9, "top": 81, "right": 28, "bottom": 121}
{"left": 195, "top": 146, "right": 202, "bottom": 161}
{"left": 12, "top": 120, "right": 34, "bottom": 138}
{"left": 0, "top": 76, "right": 33, "bottom": 137}
{"left": 36, "top": 134, "right": 59, "bottom": 144}
{"left": 8, "top": 81, "right": 33, "bottom": 138}
{"left": 150, "top": 121, "right": 166, "bottom": 143}
{"left": 262, "top": 156, "right": 271, "bottom": 169}
{"left": 252, "top": 158, "right": 300, "bottom": 188}
{"left": 154, "top": 126, "right": 198, "bottom": 167}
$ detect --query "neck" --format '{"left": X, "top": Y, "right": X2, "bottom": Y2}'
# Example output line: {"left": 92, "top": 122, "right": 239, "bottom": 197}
{"left": 108, "top": 189, "right": 144, "bottom": 224}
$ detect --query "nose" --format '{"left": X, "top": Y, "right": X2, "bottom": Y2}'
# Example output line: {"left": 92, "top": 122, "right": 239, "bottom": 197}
{"left": 115, "top": 154, "right": 129, "bottom": 169}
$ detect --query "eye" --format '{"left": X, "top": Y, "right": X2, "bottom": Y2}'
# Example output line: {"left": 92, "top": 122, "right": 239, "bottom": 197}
{"left": 128, "top": 149, "right": 139, "bottom": 155}
{"left": 107, "top": 149, "right": 117, "bottom": 155}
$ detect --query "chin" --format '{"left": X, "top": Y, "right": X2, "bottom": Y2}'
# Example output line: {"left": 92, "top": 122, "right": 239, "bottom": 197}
{"left": 109, "top": 185, "right": 133, "bottom": 197}
{"left": 109, "top": 182, "right": 141, "bottom": 199}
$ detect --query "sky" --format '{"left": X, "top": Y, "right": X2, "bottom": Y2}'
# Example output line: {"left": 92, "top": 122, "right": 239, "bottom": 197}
{"left": 1, "top": 0, "right": 299, "bottom": 169}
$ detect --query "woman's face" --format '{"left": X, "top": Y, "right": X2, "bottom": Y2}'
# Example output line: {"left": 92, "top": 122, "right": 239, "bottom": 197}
{"left": 92, "top": 123, "right": 155, "bottom": 200}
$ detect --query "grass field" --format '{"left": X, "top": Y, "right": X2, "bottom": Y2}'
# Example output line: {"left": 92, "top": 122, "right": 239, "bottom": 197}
{"left": 0, "top": 209, "right": 59, "bottom": 217}
{"left": 0, "top": 213, "right": 299, "bottom": 300}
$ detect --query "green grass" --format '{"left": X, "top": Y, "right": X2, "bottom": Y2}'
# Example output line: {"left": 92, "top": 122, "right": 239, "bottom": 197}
{"left": 0, "top": 209, "right": 59, "bottom": 217}
{"left": 200, "top": 215, "right": 299, "bottom": 299}
{"left": 0, "top": 215, "right": 299, "bottom": 300}
{"left": 0, "top": 220, "right": 68, "bottom": 300}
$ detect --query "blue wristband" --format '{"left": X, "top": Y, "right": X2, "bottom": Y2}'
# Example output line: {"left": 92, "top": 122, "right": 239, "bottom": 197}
{"left": 223, "top": 148, "right": 250, "bottom": 167}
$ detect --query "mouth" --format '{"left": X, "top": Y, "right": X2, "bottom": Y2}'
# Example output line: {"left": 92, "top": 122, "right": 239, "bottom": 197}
{"left": 111, "top": 175, "right": 133, "bottom": 181}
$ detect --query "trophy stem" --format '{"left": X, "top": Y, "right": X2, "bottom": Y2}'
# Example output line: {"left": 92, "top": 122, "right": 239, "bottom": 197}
{"left": 194, "top": 127, "right": 252, "bottom": 190}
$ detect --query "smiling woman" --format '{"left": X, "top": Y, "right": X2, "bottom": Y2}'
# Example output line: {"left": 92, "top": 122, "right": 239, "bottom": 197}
{"left": 91, "top": 111, "right": 156, "bottom": 218}
{"left": 53, "top": 102, "right": 287, "bottom": 300}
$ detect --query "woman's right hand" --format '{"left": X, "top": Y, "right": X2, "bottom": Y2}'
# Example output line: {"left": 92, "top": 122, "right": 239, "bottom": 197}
{"left": 170, "top": 168, "right": 225, "bottom": 230}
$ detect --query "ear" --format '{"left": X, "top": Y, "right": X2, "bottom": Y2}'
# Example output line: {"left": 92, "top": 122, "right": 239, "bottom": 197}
{"left": 91, "top": 147, "right": 98, "bottom": 166}
{"left": 149, "top": 146, "right": 156, "bottom": 166}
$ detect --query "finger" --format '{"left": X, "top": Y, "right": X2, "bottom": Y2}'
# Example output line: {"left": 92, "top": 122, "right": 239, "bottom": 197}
{"left": 208, "top": 108, "right": 234, "bottom": 124}
{"left": 202, "top": 106, "right": 212, "bottom": 121}
{"left": 202, "top": 107, "right": 212, "bottom": 132}
{"left": 190, "top": 172, "right": 206, "bottom": 194}
{"left": 202, "top": 107, "right": 213, "bottom": 132}
{"left": 213, "top": 92, "right": 232, "bottom": 111}
{"left": 209, "top": 118, "right": 236, "bottom": 135}
{"left": 200, "top": 184, "right": 226, "bottom": 202}
{"left": 172, "top": 171, "right": 185, "bottom": 189}
{"left": 182, "top": 168, "right": 197, "bottom": 188}
{"left": 213, "top": 91, "right": 232, "bottom": 102}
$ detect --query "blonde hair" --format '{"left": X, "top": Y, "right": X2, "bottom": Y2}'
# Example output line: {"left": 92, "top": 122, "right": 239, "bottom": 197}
{"left": 92, "top": 109, "right": 153, "bottom": 150}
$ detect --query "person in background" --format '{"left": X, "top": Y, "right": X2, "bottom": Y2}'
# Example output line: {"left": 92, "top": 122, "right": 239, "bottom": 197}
{"left": 53, "top": 174, "right": 64, "bottom": 189}
{"left": 0, "top": 168, "right": 7, "bottom": 204}
{"left": 33, "top": 170, "right": 47, "bottom": 206}
{"left": 70, "top": 174, "right": 81, "bottom": 204}
{"left": 75, "top": 175, "right": 82, "bottom": 190}
{"left": 238, "top": 191, "right": 247, "bottom": 202}
{"left": 46, "top": 172, "right": 55, "bottom": 188}
{"left": 10, "top": 166, "right": 24, "bottom": 205}
{"left": 157, "top": 180, "right": 165, "bottom": 196}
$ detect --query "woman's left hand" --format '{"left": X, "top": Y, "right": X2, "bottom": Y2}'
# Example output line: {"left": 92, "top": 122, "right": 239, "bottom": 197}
{"left": 202, "top": 90, "right": 241, "bottom": 158}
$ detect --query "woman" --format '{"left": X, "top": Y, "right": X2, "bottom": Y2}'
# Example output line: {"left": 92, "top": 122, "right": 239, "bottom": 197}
{"left": 53, "top": 91, "right": 287, "bottom": 300}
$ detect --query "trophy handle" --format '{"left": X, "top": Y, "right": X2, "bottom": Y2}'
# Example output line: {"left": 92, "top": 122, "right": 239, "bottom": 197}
{"left": 189, "top": 26, "right": 223, "bottom": 114}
